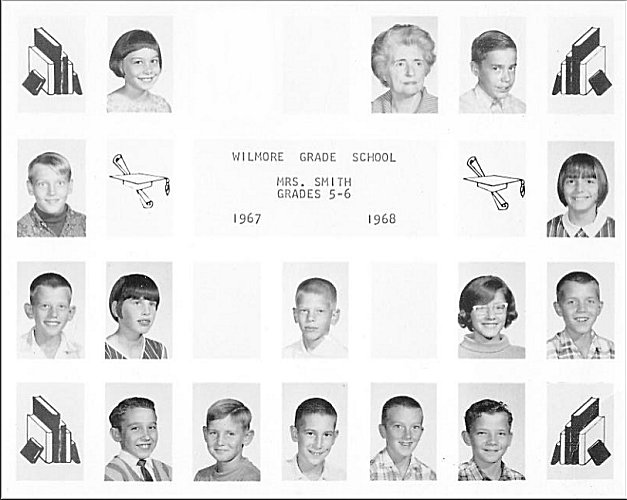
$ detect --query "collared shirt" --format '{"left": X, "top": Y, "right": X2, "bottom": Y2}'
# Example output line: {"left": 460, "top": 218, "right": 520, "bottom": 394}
{"left": 459, "top": 85, "right": 526, "bottom": 114}
{"left": 17, "top": 204, "right": 86, "bottom": 237}
{"left": 458, "top": 458, "right": 525, "bottom": 481}
{"left": 18, "top": 328, "right": 82, "bottom": 359}
{"left": 118, "top": 450, "right": 158, "bottom": 480}
{"left": 547, "top": 212, "right": 615, "bottom": 238}
{"left": 370, "top": 448, "right": 436, "bottom": 481}
{"left": 547, "top": 330, "right": 615, "bottom": 359}
{"left": 283, "top": 455, "right": 345, "bottom": 481}
{"left": 282, "top": 334, "right": 347, "bottom": 359}
{"left": 371, "top": 88, "right": 438, "bottom": 114}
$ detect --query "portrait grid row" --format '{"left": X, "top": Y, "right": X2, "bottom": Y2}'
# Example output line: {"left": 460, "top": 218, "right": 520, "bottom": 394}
{"left": 15, "top": 140, "right": 618, "bottom": 239}
{"left": 16, "top": 382, "right": 614, "bottom": 482}
{"left": 16, "top": 260, "right": 616, "bottom": 361}
{"left": 17, "top": 15, "right": 617, "bottom": 115}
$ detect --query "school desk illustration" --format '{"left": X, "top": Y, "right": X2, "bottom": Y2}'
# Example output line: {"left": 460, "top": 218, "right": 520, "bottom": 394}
{"left": 463, "top": 156, "right": 525, "bottom": 211}
{"left": 110, "top": 153, "right": 171, "bottom": 209}
{"left": 22, "top": 27, "right": 82, "bottom": 96}
{"left": 20, "top": 395, "right": 80, "bottom": 464}
{"left": 552, "top": 27, "right": 612, "bottom": 96}
{"left": 550, "top": 396, "right": 611, "bottom": 467}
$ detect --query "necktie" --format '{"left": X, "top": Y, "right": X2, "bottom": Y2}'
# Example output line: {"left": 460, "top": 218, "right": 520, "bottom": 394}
{"left": 137, "top": 459, "right": 153, "bottom": 481}
{"left": 490, "top": 99, "right": 503, "bottom": 113}
{"left": 574, "top": 228, "right": 588, "bottom": 237}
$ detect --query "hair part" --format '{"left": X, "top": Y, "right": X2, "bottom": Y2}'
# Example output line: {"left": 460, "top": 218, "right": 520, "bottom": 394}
{"left": 109, "top": 396, "right": 155, "bottom": 430}
{"left": 206, "top": 398, "right": 252, "bottom": 431}
{"left": 29, "top": 272, "right": 72, "bottom": 304}
{"left": 109, "top": 29, "right": 162, "bottom": 78}
{"left": 381, "top": 395, "right": 422, "bottom": 425}
{"left": 458, "top": 275, "right": 518, "bottom": 331}
{"left": 109, "top": 273, "right": 160, "bottom": 322}
{"left": 295, "top": 277, "right": 337, "bottom": 307}
{"left": 371, "top": 24, "right": 437, "bottom": 87}
{"left": 556, "top": 271, "right": 600, "bottom": 302}
{"left": 557, "top": 153, "right": 609, "bottom": 207}
{"left": 471, "top": 30, "right": 517, "bottom": 63}
{"left": 294, "top": 397, "right": 337, "bottom": 429}
{"left": 464, "top": 398, "right": 512, "bottom": 432}
{"left": 28, "top": 152, "right": 72, "bottom": 183}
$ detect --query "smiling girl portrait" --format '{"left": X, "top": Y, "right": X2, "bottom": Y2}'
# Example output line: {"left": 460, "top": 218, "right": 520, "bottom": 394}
{"left": 107, "top": 29, "right": 171, "bottom": 113}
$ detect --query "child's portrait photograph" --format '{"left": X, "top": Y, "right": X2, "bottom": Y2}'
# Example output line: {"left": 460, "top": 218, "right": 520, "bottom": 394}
{"left": 106, "top": 139, "right": 173, "bottom": 238}
{"left": 193, "top": 262, "right": 260, "bottom": 359}
{"left": 17, "top": 139, "right": 86, "bottom": 238}
{"left": 282, "top": 262, "right": 349, "bottom": 359}
{"left": 192, "top": 383, "right": 261, "bottom": 481}
{"left": 458, "top": 262, "right": 526, "bottom": 359}
{"left": 459, "top": 17, "right": 526, "bottom": 114}
{"left": 547, "top": 383, "right": 613, "bottom": 480}
{"left": 546, "top": 141, "right": 615, "bottom": 238}
{"left": 458, "top": 383, "right": 525, "bottom": 481}
{"left": 17, "top": 261, "right": 85, "bottom": 359}
{"left": 18, "top": 16, "right": 85, "bottom": 113}
{"left": 16, "top": 383, "right": 84, "bottom": 481}
{"left": 107, "top": 16, "right": 173, "bottom": 113}
{"left": 370, "top": 16, "right": 439, "bottom": 114}
{"left": 547, "top": 17, "right": 614, "bottom": 114}
{"left": 546, "top": 262, "right": 614, "bottom": 360}
{"left": 458, "top": 141, "right": 526, "bottom": 237}
{"left": 105, "top": 261, "right": 172, "bottom": 360}
{"left": 104, "top": 383, "right": 172, "bottom": 481}
{"left": 369, "top": 383, "right": 437, "bottom": 481}
{"left": 282, "top": 383, "right": 347, "bottom": 481}
{"left": 370, "top": 262, "right": 437, "bottom": 358}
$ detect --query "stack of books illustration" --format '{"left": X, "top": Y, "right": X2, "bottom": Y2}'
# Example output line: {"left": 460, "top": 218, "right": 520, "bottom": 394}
{"left": 20, "top": 396, "right": 80, "bottom": 464}
{"left": 22, "top": 27, "right": 82, "bottom": 96}
{"left": 553, "top": 27, "right": 612, "bottom": 96}
{"left": 551, "top": 397, "right": 611, "bottom": 466}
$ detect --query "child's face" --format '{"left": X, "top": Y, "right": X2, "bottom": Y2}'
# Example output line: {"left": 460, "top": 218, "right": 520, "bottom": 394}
{"left": 462, "top": 412, "right": 512, "bottom": 468}
{"left": 472, "top": 48, "right": 517, "bottom": 101}
{"left": 386, "top": 43, "right": 428, "bottom": 97}
{"left": 121, "top": 47, "right": 161, "bottom": 93}
{"left": 554, "top": 281, "right": 602, "bottom": 337}
{"left": 111, "top": 407, "right": 158, "bottom": 460}
{"left": 27, "top": 163, "right": 72, "bottom": 216}
{"left": 24, "top": 285, "right": 75, "bottom": 338}
{"left": 290, "top": 413, "right": 338, "bottom": 470}
{"left": 203, "top": 415, "right": 253, "bottom": 465}
{"left": 114, "top": 297, "right": 157, "bottom": 336}
{"left": 379, "top": 406, "right": 424, "bottom": 462}
{"left": 469, "top": 290, "right": 508, "bottom": 342}
{"left": 292, "top": 292, "right": 339, "bottom": 344}
{"left": 563, "top": 176, "right": 599, "bottom": 214}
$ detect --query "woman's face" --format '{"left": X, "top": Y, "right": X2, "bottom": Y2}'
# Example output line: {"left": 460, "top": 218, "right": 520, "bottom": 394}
{"left": 121, "top": 47, "right": 161, "bottom": 92}
{"left": 385, "top": 43, "right": 429, "bottom": 97}
{"left": 469, "top": 289, "right": 508, "bottom": 343}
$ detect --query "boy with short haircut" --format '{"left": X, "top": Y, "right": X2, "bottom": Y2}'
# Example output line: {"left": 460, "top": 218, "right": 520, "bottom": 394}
{"left": 283, "top": 277, "right": 347, "bottom": 358}
{"left": 370, "top": 396, "right": 436, "bottom": 481}
{"left": 194, "top": 398, "right": 260, "bottom": 481}
{"left": 459, "top": 30, "right": 526, "bottom": 114}
{"left": 105, "top": 397, "right": 172, "bottom": 481}
{"left": 19, "top": 272, "right": 82, "bottom": 359}
{"left": 17, "top": 152, "right": 86, "bottom": 237}
{"left": 547, "top": 271, "right": 614, "bottom": 359}
{"left": 459, "top": 399, "right": 525, "bottom": 481}
{"left": 283, "top": 397, "right": 345, "bottom": 481}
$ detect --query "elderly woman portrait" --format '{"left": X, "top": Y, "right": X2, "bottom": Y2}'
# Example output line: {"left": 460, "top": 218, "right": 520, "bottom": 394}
{"left": 371, "top": 24, "right": 438, "bottom": 113}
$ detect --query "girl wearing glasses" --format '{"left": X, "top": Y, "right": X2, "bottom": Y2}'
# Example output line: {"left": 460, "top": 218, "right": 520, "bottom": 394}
{"left": 457, "top": 275, "right": 525, "bottom": 359}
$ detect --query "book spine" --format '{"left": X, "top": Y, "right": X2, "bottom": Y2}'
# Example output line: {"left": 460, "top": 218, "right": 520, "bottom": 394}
{"left": 32, "top": 396, "right": 61, "bottom": 463}
{"left": 58, "top": 421, "right": 66, "bottom": 463}
{"left": 67, "top": 59, "right": 74, "bottom": 94}
{"left": 61, "top": 52, "right": 69, "bottom": 94}
{"left": 33, "top": 28, "right": 62, "bottom": 94}
{"left": 565, "top": 53, "right": 575, "bottom": 94}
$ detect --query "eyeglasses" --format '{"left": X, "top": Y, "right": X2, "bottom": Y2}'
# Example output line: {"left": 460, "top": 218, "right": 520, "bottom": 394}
{"left": 471, "top": 302, "right": 508, "bottom": 316}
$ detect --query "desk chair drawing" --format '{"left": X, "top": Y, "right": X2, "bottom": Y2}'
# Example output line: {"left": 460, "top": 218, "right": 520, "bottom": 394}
{"left": 110, "top": 154, "right": 170, "bottom": 209}
{"left": 463, "top": 156, "right": 525, "bottom": 211}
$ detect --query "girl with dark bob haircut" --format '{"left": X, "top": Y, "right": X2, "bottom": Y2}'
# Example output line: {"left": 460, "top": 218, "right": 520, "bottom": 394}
{"left": 457, "top": 275, "right": 525, "bottom": 359}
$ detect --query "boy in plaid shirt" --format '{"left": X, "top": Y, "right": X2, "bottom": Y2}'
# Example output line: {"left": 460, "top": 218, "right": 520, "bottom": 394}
{"left": 370, "top": 396, "right": 436, "bottom": 481}
{"left": 547, "top": 271, "right": 614, "bottom": 359}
